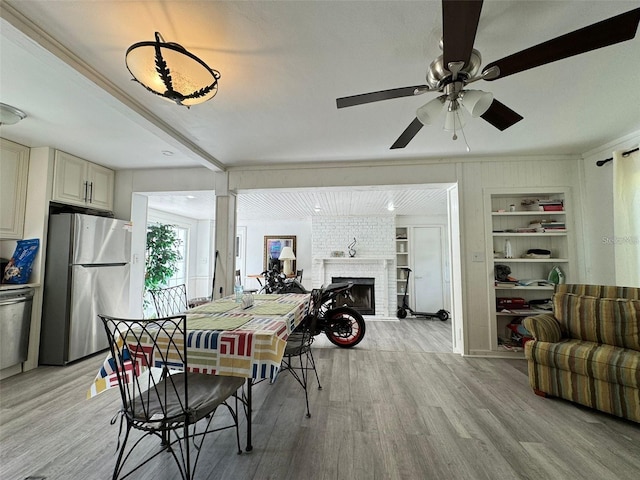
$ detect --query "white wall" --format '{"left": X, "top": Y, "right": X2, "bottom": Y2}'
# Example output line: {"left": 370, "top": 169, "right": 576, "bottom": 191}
{"left": 579, "top": 131, "right": 640, "bottom": 285}
{"left": 312, "top": 215, "right": 396, "bottom": 314}
{"left": 240, "top": 217, "right": 312, "bottom": 290}
{"left": 113, "top": 167, "right": 218, "bottom": 220}
{"left": 195, "top": 219, "right": 215, "bottom": 297}
{"left": 311, "top": 216, "right": 395, "bottom": 259}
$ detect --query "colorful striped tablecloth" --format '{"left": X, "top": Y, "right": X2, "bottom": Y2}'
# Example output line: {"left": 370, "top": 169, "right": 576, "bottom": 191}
{"left": 88, "top": 293, "right": 310, "bottom": 398}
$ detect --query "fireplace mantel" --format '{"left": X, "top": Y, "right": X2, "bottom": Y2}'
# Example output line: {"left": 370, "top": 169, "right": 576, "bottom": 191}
{"left": 315, "top": 257, "right": 394, "bottom": 264}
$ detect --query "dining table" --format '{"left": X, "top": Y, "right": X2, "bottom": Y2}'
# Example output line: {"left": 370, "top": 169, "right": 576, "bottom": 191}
{"left": 88, "top": 292, "right": 310, "bottom": 451}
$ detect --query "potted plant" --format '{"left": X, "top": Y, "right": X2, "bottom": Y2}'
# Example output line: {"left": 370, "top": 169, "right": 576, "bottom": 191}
{"left": 144, "top": 223, "right": 182, "bottom": 312}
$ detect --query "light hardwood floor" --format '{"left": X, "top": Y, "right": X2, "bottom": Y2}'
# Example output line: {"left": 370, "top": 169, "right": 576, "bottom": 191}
{"left": 1, "top": 318, "right": 639, "bottom": 480}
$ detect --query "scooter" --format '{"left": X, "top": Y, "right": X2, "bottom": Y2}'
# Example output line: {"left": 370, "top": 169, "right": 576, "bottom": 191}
{"left": 396, "top": 267, "right": 449, "bottom": 321}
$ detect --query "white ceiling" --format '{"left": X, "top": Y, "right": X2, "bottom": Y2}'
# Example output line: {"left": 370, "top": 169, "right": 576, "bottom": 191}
{"left": 1, "top": 1, "right": 639, "bottom": 219}
{"left": 146, "top": 185, "right": 451, "bottom": 221}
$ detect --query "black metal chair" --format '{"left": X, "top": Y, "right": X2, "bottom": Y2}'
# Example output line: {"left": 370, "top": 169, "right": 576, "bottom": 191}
{"left": 279, "top": 289, "right": 322, "bottom": 417}
{"left": 100, "top": 314, "right": 245, "bottom": 480}
{"left": 295, "top": 269, "right": 303, "bottom": 283}
{"left": 150, "top": 284, "right": 188, "bottom": 317}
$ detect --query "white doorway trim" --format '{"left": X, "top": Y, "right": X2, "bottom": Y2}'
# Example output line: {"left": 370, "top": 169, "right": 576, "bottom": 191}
{"left": 236, "top": 226, "right": 247, "bottom": 286}
{"left": 447, "top": 184, "right": 464, "bottom": 354}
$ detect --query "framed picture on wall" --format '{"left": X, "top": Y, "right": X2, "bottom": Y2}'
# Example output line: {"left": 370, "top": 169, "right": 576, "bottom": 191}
{"left": 263, "top": 235, "right": 296, "bottom": 272}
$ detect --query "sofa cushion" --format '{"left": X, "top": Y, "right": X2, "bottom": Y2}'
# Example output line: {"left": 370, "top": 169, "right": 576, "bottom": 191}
{"left": 556, "top": 284, "right": 640, "bottom": 299}
{"left": 525, "top": 339, "right": 640, "bottom": 390}
{"left": 523, "top": 314, "right": 562, "bottom": 343}
{"left": 553, "top": 293, "right": 640, "bottom": 351}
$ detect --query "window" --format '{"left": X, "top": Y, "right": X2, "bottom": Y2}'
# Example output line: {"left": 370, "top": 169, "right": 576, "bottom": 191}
{"left": 166, "top": 225, "right": 188, "bottom": 287}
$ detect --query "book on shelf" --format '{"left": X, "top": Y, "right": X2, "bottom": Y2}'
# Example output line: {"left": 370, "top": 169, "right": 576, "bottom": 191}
{"left": 542, "top": 204, "right": 564, "bottom": 211}
{"left": 517, "top": 279, "right": 549, "bottom": 286}
{"left": 515, "top": 279, "right": 553, "bottom": 287}
{"left": 538, "top": 200, "right": 564, "bottom": 211}
{"left": 499, "top": 344, "right": 524, "bottom": 352}
{"left": 495, "top": 281, "right": 518, "bottom": 288}
{"left": 519, "top": 198, "right": 564, "bottom": 211}
{"left": 498, "top": 307, "right": 548, "bottom": 315}
{"left": 541, "top": 221, "right": 565, "bottom": 229}
{"left": 506, "top": 308, "right": 548, "bottom": 315}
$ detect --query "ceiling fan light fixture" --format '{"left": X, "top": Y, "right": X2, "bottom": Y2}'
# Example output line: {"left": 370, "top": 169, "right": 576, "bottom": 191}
{"left": 126, "top": 32, "right": 220, "bottom": 107}
{"left": 416, "top": 95, "right": 446, "bottom": 125}
{"left": 460, "top": 90, "right": 493, "bottom": 117}
{"left": 0, "top": 103, "right": 27, "bottom": 125}
{"left": 444, "top": 103, "right": 468, "bottom": 133}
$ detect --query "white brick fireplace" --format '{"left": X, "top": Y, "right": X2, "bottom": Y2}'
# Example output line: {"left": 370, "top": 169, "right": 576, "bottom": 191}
{"left": 313, "top": 257, "right": 394, "bottom": 317}
{"left": 311, "top": 216, "right": 397, "bottom": 317}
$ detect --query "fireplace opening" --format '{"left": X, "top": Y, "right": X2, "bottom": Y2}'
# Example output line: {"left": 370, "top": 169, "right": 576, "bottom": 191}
{"left": 331, "top": 277, "right": 375, "bottom": 315}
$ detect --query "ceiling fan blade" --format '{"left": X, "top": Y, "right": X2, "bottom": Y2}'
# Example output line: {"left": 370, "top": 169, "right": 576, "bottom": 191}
{"left": 390, "top": 118, "right": 423, "bottom": 149}
{"left": 483, "top": 8, "right": 640, "bottom": 81}
{"left": 480, "top": 100, "right": 523, "bottom": 131}
{"left": 442, "top": 0, "right": 483, "bottom": 70}
{"left": 336, "top": 85, "right": 428, "bottom": 108}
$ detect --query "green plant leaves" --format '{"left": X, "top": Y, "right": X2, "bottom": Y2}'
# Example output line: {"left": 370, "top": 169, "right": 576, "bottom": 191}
{"left": 145, "top": 224, "right": 182, "bottom": 292}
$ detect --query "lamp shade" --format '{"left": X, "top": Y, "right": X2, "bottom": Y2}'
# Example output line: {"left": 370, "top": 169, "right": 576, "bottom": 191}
{"left": 126, "top": 32, "right": 220, "bottom": 107}
{"left": 278, "top": 246, "right": 296, "bottom": 276}
{"left": 416, "top": 95, "right": 446, "bottom": 125}
{"left": 460, "top": 90, "right": 493, "bottom": 117}
{"left": 278, "top": 246, "right": 296, "bottom": 261}
{"left": 444, "top": 106, "right": 468, "bottom": 132}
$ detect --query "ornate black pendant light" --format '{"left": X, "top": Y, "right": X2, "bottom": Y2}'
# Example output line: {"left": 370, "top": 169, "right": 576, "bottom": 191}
{"left": 125, "top": 32, "right": 220, "bottom": 107}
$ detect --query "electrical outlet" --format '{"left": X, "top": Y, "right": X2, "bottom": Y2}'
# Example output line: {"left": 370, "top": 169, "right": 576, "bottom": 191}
{"left": 472, "top": 252, "right": 485, "bottom": 262}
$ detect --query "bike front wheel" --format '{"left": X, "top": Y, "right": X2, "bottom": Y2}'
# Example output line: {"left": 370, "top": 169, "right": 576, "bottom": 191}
{"left": 324, "top": 307, "right": 366, "bottom": 348}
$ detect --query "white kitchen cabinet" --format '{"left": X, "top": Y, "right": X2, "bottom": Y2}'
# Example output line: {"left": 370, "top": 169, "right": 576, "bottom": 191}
{"left": 52, "top": 150, "right": 114, "bottom": 211}
{"left": 0, "top": 139, "right": 30, "bottom": 239}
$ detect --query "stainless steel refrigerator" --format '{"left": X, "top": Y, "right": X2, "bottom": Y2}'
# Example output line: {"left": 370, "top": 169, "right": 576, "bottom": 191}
{"left": 40, "top": 213, "right": 131, "bottom": 365}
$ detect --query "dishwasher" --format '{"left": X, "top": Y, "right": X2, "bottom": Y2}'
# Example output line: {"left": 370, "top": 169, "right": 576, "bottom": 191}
{"left": 0, "top": 286, "right": 34, "bottom": 369}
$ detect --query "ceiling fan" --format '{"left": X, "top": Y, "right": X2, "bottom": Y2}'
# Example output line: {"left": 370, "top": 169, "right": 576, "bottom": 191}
{"left": 336, "top": 1, "right": 640, "bottom": 149}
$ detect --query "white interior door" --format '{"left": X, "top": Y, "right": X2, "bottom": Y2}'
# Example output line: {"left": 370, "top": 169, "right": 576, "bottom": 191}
{"left": 412, "top": 226, "right": 445, "bottom": 312}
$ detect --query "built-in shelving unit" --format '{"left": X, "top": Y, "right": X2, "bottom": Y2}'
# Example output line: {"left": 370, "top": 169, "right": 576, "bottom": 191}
{"left": 484, "top": 187, "right": 574, "bottom": 357}
{"left": 395, "top": 227, "right": 410, "bottom": 307}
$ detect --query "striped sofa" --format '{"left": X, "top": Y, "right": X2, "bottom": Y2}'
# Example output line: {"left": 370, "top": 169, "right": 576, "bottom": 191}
{"left": 523, "top": 284, "right": 640, "bottom": 423}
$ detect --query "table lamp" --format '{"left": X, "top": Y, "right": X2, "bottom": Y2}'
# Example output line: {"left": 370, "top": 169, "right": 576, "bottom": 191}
{"left": 278, "top": 246, "right": 296, "bottom": 276}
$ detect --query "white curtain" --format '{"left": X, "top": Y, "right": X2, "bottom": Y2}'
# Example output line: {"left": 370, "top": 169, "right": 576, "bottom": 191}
{"left": 612, "top": 148, "right": 640, "bottom": 287}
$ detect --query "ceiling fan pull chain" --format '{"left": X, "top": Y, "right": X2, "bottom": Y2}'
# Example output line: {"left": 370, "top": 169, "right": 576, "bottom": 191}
{"left": 451, "top": 100, "right": 459, "bottom": 140}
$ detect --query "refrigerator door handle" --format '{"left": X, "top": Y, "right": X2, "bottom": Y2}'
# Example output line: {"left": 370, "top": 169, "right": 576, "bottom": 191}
{"left": 79, "top": 263, "right": 128, "bottom": 268}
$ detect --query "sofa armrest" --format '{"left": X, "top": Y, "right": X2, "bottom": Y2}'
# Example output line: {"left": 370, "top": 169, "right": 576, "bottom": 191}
{"left": 523, "top": 314, "right": 562, "bottom": 343}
